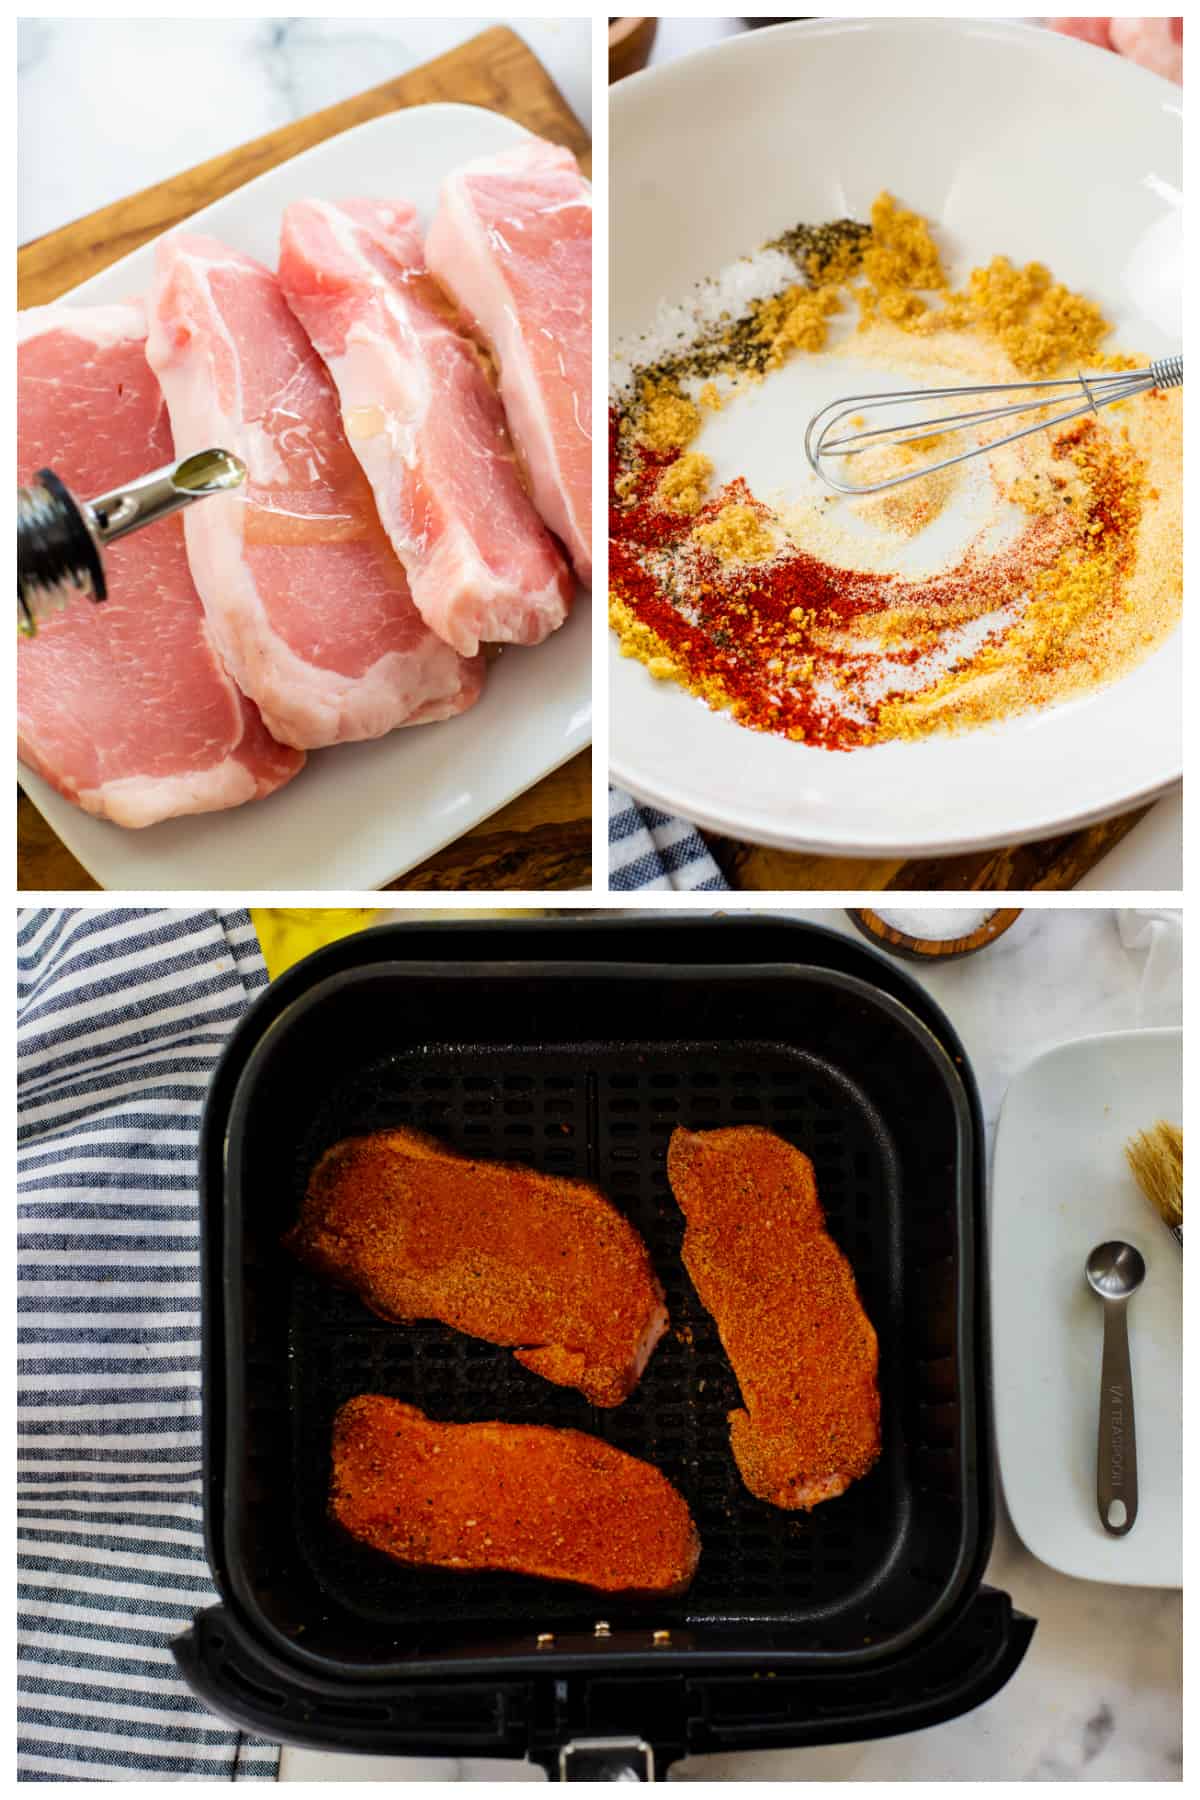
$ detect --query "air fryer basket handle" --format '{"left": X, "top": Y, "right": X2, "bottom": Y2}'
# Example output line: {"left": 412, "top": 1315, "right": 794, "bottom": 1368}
{"left": 552, "top": 1736, "right": 656, "bottom": 1780}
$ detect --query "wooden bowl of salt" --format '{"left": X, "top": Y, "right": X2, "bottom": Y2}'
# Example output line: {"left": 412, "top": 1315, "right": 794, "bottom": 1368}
{"left": 848, "top": 908, "right": 1023, "bottom": 963}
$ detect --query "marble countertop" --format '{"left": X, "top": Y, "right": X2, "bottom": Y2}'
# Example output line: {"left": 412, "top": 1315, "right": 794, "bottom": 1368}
{"left": 17, "top": 17, "right": 591, "bottom": 244}
{"left": 278, "top": 907, "right": 1181, "bottom": 1781}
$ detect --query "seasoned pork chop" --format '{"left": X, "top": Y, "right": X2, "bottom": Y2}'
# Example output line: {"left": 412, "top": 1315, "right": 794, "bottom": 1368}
{"left": 331, "top": 1397, "right": 699, "bottom": 1595}
{"left": 426, "top": 139, "right": 592, "bottom": 586}
{"left": 667, "top": 1125, "right": 881, "bottom": 1509}
{"left": 286, "top": 1129, "right": 667, "bottom": 1407}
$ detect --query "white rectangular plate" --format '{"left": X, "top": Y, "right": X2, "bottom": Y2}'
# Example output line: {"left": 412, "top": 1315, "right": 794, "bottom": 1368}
{"left": 19, "top": 102, "right": 591, "bottom": 891}
{"left": 991, "top": 1027, "right": 1182, "bottom": 1586}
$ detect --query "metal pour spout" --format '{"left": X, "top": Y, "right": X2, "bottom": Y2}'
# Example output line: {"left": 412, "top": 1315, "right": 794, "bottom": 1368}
{"left": 87, "top": 448, "right": 247, "bottom": 545}
{"left": 18, "top": 450, "right": 247, "bottom": 638}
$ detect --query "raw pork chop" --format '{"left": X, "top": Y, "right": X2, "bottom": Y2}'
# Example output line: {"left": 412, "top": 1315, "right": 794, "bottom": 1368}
{"left": 427, "top": 138, "right": 592, "bottom": 586}
{"left": 145, "top": 234, "right": 483, "bottom": 749}
{"left": 278, "top": 199, "right": 573, "bottom": 659}
{"left": 17, "top": 302, "right": 304, "bottom": 829}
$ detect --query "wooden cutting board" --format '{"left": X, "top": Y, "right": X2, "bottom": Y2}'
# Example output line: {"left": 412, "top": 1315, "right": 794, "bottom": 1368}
{"left": 704, "top": 803, "right": 1158, "bottom": 892}
{"left": 17, "top": 25, "right": 591, "bottom": 893}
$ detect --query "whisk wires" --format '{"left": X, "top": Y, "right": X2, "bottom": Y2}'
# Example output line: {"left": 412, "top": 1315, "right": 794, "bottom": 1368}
{"left": 806, "top": 354, "right": 1182, "bottom": 496}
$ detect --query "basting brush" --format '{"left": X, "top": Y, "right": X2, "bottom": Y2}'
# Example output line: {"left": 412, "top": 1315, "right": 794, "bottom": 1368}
{"left": 1125, "top": 1121, "right": 1182, "bottom": 1250}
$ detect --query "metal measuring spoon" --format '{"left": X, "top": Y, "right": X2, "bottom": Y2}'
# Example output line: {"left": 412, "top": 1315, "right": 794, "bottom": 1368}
{"left": 1085, "top": 1240, "right": 1145, "bottom": 1535}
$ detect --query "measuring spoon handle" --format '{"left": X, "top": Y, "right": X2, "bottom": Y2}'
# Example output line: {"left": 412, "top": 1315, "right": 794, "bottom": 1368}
{"left": 1097, "top": 1298, "right": 1138, "bottom": 1534}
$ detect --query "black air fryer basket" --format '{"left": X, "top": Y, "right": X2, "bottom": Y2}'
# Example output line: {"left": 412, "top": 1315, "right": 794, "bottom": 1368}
{"left": 176, "top": 917, "right": 1033, "bottom": 1777}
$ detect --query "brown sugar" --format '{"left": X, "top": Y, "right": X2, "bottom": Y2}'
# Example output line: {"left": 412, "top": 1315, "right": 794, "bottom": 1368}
{"left": 855, "top": 213, "right": 1110, "bottom": 375}
{"left": 695, "top": 502, "right": 776, "bottom": 563}
{"left": 658, "top": 452, "right": 714, "bottom": 516}
{"left": 751, "top": 283, "right": 841, "bottom": 368}
{"left": 636, "top": 379, "right": 702, "bottom": 452}
{"left": 958, "top": 256, "right": 1110, "bottom": 375}
{"left": 862, "top": 191, "right": 947, "bottom": 296}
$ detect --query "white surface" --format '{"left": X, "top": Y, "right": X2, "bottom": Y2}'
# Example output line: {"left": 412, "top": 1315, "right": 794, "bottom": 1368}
{"left": 17, "top": 103, "right": 591, "bottom": 891}
{"left": 17, "top": 17, "right": 591, "bottom": 243}
{"left": 1076, "top": 785, "right": 1183, "bottom": 890}
{"left": 280, "top": 907, "right": 1181, "bottom": 1781}
{"left": 609, "top": 18, "right": 1182, "bottom": 860}
{"left": 992, "top": 1028, "right": 1182, "bottom": 1586}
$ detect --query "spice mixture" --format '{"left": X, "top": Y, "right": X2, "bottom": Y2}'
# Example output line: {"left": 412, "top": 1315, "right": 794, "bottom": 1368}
{"left": 609, "top": 193, "right": 1181, "bottom": 750}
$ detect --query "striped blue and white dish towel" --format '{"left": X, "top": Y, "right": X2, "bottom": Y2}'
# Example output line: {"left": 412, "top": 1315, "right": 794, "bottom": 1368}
{"left": 17, "top": 908, "right": 279, "bottom": 1782}
{"left": 608, "top": 787, "right": 730, "bottom": 891}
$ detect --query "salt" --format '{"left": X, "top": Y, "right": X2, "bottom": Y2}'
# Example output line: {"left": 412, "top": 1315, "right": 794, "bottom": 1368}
{"left": 610, "top": 247, "right": 796, "bottom": 399}
{"left": 871, "top": 907, "right": 996, "bottom": 941}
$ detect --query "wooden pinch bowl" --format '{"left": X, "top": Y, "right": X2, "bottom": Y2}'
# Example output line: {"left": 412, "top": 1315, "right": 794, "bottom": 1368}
{"left": 848, "top": 908, "right": 1024, "bottom": 963}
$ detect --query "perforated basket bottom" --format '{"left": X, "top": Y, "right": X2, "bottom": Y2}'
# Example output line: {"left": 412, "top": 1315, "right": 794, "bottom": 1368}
{"left": 287, "top": 1037, "right": 908, "bottom": 1638}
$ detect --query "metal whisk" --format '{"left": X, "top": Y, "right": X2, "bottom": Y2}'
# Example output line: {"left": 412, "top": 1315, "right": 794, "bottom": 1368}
{"left": 805, "top": 354, "right": 1182, "bottom": 497}
{"left": 18, "top": 448, "right": 246, "bottom": 638}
